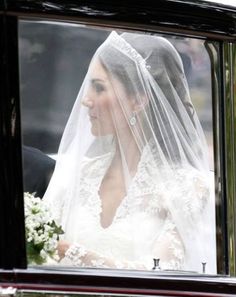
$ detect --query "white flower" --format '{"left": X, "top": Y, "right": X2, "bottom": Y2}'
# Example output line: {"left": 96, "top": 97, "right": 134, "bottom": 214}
{"left": 24, "top": 192, "right": 64, "bottom": 264}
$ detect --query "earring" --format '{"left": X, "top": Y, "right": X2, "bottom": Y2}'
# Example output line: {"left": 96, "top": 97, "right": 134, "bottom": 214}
{"left": 129, "top": 112, "right": 136, "bottom": 126}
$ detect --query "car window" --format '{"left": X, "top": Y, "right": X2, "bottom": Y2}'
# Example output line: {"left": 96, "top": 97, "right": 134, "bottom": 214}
{"left": 19, "top": 19, "right": 219, "bottom": 275}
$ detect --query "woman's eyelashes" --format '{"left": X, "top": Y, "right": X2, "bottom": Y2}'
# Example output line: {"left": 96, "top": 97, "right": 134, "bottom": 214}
{"left": 91, "top": 79, "right": 106, "bottom": 94}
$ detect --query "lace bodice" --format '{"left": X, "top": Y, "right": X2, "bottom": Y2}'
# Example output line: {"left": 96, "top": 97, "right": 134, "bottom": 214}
{"left": 51, "top": 142, "right": 210, "bottom": 272}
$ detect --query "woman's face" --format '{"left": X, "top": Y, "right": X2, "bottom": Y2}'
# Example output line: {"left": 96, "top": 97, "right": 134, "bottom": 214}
{"left": 82, "top": 59, "right": 134, "bottom": 136}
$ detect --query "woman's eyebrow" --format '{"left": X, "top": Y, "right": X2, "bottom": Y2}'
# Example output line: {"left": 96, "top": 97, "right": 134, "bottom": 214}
{"left": 90, "top": 78, "right": 106, "bottom": 83}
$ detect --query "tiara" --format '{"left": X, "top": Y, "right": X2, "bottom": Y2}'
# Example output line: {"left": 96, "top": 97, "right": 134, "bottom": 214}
{"left": 104, "top": 31, "right": 151, "bottom": 69}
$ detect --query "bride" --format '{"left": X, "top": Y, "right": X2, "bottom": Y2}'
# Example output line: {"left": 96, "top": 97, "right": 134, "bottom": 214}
{"left": 43, "top": 31, "right": 216, "bottom": 273}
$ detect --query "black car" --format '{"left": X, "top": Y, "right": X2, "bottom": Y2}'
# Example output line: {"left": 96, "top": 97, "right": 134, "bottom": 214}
{"left": 1, "top": 0, "right": 236, "bottom": 296}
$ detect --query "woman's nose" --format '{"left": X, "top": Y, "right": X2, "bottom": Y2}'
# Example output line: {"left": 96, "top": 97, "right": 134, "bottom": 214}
{"left": 81, "top": 96, "right": 94, "bottom": 108}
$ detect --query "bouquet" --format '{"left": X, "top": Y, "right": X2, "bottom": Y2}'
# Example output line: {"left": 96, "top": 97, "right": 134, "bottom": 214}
{"left": 24, "top": 192, "right": 64, "bottom": 265}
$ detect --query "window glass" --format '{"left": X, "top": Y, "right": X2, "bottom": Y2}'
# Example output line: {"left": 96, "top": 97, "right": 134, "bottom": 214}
{"left": 19, "top": 20, "right": 217, "bottom": 274}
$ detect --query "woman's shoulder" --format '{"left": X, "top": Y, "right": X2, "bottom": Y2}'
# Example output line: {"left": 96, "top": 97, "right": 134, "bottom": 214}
{"left": 170, "top": 166, "right": 211, "bottom": 205}
{"left": 144, "top": 139, "right": 211, "bottom": 190}
{"left": 133, "top": 142, "right": 211, "bottom": 216}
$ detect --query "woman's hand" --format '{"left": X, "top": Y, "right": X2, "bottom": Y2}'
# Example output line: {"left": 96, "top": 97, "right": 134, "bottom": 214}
{"left": 57, "top": 240, "right": 70, "bottom": 260}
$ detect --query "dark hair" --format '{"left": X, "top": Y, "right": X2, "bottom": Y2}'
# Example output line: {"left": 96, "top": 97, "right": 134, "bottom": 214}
{"left": 99, "top": 33, "right": 195, "bottom": 119}
{"left": 98, "top": 33, "right": 200, "bottom": 165}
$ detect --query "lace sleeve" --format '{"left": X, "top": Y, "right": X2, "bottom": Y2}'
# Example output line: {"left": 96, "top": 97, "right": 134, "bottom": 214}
{"left": 64, "top": 244, "right": 150, "bottom": 269}
{"left": 150, "top": 212, "right": 185, "bottom": 270}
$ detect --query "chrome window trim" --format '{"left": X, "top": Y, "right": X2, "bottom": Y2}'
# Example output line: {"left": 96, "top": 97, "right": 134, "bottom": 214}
{"left": 205, "top": 41, "right": 227, "bottom": 274}
{"left": 223, "top": 41, "right": 236, "bottom": 275}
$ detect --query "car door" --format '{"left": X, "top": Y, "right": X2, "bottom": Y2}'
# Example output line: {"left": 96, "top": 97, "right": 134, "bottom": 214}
{"left": 1, "top": 1, "right": 236, "bottom": 296}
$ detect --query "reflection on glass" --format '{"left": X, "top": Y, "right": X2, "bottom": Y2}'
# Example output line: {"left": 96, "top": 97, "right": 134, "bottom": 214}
{"left": 19, "top": 20, "right": 216, "bottom": 273}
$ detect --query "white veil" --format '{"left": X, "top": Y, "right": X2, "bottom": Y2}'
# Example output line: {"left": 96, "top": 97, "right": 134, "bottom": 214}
{"left": 43, "top": 31, "right": 216, "bottom": 273}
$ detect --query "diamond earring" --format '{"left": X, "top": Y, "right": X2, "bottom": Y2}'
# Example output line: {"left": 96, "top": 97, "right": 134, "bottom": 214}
{"left": 129, "top": 112, "right": 137, "bottom": 126}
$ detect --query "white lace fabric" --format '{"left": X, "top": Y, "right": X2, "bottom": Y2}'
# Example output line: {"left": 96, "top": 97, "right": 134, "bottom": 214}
{"left": 57, "top": 142, "right": 209, "bottom": 271}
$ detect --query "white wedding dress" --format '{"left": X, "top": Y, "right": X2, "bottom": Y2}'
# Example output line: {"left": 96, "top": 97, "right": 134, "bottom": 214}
{"left": 44, "top": 31, "right": 216, "bottom": 274}
{"left": 51, "top": 140, "right": 215, "bottom": 273}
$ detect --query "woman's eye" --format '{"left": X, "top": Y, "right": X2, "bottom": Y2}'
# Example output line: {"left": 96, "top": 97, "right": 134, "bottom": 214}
{"left": 94, "top": 83, "right": 105, "bottom": 93}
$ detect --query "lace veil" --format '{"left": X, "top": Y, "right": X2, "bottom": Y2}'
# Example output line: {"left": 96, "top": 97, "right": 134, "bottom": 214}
{"left": 43, "top": 31, "right": 216, "bottom": 273}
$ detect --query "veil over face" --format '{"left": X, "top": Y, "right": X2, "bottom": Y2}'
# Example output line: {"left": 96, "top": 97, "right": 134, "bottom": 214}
{"left": 43, "top": 31, "right": 216, "bottom": 273}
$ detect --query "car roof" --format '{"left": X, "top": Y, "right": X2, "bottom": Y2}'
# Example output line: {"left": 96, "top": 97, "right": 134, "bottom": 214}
{"left": 203, "top": 0, "right": 236, "bottom": 7}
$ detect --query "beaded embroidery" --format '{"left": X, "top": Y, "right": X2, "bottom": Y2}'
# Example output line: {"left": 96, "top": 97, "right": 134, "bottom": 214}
{"left": 65, "top": 244, "right": 87, "bottom": 266}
